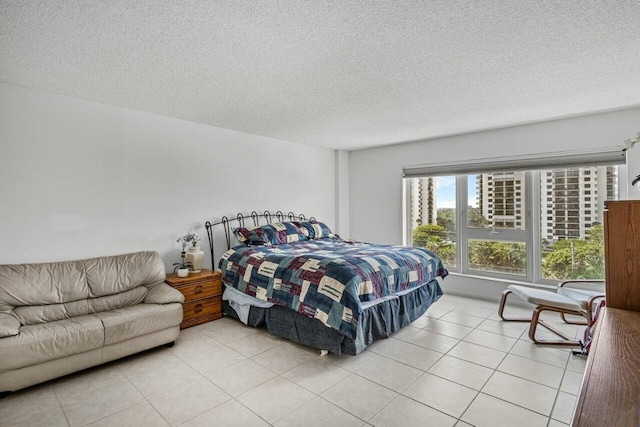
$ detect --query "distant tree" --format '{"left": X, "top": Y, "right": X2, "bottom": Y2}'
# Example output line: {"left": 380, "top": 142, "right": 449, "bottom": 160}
{"left": 437, "top": 208, "right": 456, "bottom": 231}
{"left": 412, "top": 224, "right": 456, "bottom": 267}
{"left": 541, "top": 224, "right": 605, "bottom": 280}
{"left": 436, "top": 216, "right": 455, "bottom": 233}
{"left": 412, "top": 224, "right": 446, "bottom": 247}
{"left": 586, "top": 223, "right": 604, "bottom": 245}
{"left": 438, "top": 208, "right": 455, "bottom": 220}
{"left": 468, "top": 240, "right": 526, "bottom": 275}
{"left": 541, "top": 248, "right": 573, "bottom": 279}
{"left": 467, "top": 207, "right": 489, "bottom": 228}
{"left": 434, "top": 242, "right": 456, "bottom": 267}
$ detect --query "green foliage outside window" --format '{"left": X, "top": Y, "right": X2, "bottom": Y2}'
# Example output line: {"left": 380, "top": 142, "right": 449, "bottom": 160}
{"left": 468, "top": 240, "right": 527, "bottom": 275}
{"left": 412, "top": 224, "right": 456, "bottom": 267}
{"left": 467, "top": 207, "right": 489, "bottom": 228}
{"left": 412, "top": 220, "right": 605, "bottom": 280}
{"left": 541, "top": 224, "right": 605, "bottom": 280}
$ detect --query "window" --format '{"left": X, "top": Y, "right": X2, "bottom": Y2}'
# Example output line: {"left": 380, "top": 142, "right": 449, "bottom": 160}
{"left": 540, "top": 166, "right": 618, "bottom": 281}
{"left": 405, "top": 164, "right": 621, "bottom": 283}
{"left": 407, "top": 176, "right": 457, "bottom": 268}
{"left": 468, "top": 240, "right": 527, "bottom": 275}
{"left": 466, "top": 172, "right": 529, "bottom": 277}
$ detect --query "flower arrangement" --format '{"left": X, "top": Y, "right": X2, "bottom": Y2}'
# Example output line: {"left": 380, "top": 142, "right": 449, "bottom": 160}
{"left": 173, "top": 233, "right": 201, "bottom": 273}
{"left": 176, "top": 232, "right": 201, "bottom": 249}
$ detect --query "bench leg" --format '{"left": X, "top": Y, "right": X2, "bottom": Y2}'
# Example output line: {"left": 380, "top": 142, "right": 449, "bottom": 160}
{"left": 560, "top": 312, "right": 588, "bottom": 325}
{"left": 498, "top": 289, "right": 532, "bottom": 322}
{"left": 529, "top": 306, "right": 584, "bottom": 346}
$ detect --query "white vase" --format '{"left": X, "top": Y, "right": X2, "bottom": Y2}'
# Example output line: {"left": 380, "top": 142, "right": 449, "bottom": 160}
{"left": 176, "top": 268, "right": 189, "bottom": 278}
{"left": 186, "top": 246, "right": 204, "bottom": 273}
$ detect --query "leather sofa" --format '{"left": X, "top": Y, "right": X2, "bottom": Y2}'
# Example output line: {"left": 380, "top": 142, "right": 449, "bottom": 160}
{"left": 0, "top": 251, "right": 184, "bottom": 394}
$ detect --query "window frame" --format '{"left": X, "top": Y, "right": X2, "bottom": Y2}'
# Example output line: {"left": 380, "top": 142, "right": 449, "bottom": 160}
{"left": 459, "top": 173, "right": 535, "bottom": 281}
{"left": 404, "top": 166, "right": 620, "bottom": 285}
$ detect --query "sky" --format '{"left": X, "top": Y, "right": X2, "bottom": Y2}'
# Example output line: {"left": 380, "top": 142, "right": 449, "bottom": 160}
{"left": 434, "top": 176, "right": 478, "bottom": 209}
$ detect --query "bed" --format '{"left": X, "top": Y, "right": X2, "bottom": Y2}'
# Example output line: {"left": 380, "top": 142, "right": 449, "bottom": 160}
{"left": 205, "top": 211, "right": 447, "bottom": 355}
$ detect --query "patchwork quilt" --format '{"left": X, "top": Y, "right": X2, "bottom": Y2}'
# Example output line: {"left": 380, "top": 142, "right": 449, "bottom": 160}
{"left": 219, "top": 238, "right": 448, "bottom": 339}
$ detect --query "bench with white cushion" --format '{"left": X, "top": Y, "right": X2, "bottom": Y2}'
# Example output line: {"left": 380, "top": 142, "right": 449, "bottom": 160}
{"left": 498, "top": 280, "right": 605, "bottom": 346}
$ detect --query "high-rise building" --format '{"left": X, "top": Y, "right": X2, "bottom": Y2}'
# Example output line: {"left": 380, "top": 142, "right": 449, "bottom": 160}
{"left": 408, "top": 166, "right": 618, "bottom": 242}
{"left": 476, "top": 172, "right": 526, "bottom": 230}
{"left": 409, "top": 177, "right": 437, "bottom": 229}
{"left": 541, "top": 166, "right": 618, "bottom": 241}
{"left": 474, "top": 167, "right": 617, "bottom": 240}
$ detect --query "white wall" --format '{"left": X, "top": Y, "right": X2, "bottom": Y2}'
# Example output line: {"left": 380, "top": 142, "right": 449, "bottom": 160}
{"left": 628, "top": 143, "right": 640, "bottom": 200}
{"left": 0, "top": 83, "right": 336, "bottom": 271}
{"left": 335, "top": 150, "right": 350, "bottom": 238}
{"left": 350, "top": 107, "right": 640, "bottom": 300}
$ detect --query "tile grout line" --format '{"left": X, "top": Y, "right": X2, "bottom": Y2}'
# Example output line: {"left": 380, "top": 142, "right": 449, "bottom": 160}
{"left": 51, "top": 384, "right": 73, "bottom": 427}
{"left": 120, "top": 367, "right": 172, "bottom": 427}
{"left": 2, "top": 295, "right": 583, "bottom": 427}
{"left": 436, "top": 303, "right": 554, "bottom": 423}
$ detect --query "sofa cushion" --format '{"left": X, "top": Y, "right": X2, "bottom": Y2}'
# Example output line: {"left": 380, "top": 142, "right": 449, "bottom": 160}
{"left": 0, "top": 260, "right": 88, "bottom": 311}
{"left": 13, "top": 287, "right": 148, "bottom": 326}
{"left": 0, "top": 313, "right": 20, "bottom": 337}
{"left": 94, "top": 303, "right": 183, "bottom": 346}
{"left": 85, "top": 252, "right": 165, "bottom": 298}
{"left": 0, "top": 314, "right": 104, "bottom": 372}
{"left": 0, "top": 251, "right": 165, "bottom": 324}
{"left": 144, "top": 282, "right": 185, "bottom": 305}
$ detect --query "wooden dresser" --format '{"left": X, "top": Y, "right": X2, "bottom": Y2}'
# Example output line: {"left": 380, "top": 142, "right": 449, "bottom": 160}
{"left": 571, "top": 307, "right": 640, "bottom": 426}
{"left": 165, "top": 269, "right": 223, "bottom": 329}
{"left": 571, "top": 200, "right": 640, "bottom": 426}
{"left": 603, "top": 200, "right": 640, "bottom": 311}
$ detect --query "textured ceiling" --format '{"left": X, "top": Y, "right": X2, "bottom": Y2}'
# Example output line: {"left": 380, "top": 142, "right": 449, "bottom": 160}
{"left": 1, "top": 1, "right": 640, "bottom": 150}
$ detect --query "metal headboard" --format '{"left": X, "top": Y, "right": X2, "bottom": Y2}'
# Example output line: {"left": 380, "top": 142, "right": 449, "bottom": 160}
{"left": 204, "top": 210, "right": 316, "bottom": 269}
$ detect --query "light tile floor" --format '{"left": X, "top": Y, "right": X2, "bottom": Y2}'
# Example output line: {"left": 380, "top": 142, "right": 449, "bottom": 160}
{"left": 0, "top": 294, "right": 588, "bottom": 427}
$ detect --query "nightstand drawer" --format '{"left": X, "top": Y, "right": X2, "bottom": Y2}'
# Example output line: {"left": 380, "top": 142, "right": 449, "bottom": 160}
{"left": 176, "top": 280, "right": 221, "bottom": 302}
{"left": 166, "top": 269, "right": 223, "bottom": 329}
{"left": 182, "top": 298, "right": 222, "bottom": 322}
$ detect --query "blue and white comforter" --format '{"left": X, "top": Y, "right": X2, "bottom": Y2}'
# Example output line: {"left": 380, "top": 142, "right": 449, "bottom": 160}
{"left": 219, "top": 238, "right": 448, "bottom": 339}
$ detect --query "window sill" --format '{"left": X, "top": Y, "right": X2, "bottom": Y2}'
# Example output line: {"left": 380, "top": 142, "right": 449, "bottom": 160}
{"left": 446, "top": 271, "right": 558, "bottom": 290}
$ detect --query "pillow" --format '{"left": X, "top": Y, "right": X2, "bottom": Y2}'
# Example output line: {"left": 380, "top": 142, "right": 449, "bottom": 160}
{"left": 299, "top": 220, "right": 335, "bottom": 239}
{"left": 233, "top": 226, "right": 270, "bottom": 246}
{"left": 234, "top": 222, "right": 308, "bottom": 246}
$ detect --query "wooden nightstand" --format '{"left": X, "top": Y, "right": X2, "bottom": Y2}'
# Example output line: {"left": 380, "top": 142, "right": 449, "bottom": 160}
{"left": 165, "top": 269, "right": 223, "bottom": 329}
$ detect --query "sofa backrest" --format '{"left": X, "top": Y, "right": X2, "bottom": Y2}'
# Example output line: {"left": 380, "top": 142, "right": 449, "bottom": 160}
{"left": 0, "top": 251, "right": 166, "bottom": 324}
{"left": 84, "top": 252, "right": 165, "bottom": 297}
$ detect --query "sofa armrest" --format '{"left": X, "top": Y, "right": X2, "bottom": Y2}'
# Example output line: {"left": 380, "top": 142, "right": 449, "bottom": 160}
{"left": 0, "top": 313, "right": 20, "bottom": 337}
{"left": 144, "top": 282, "right": 185, "bottom": 304}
